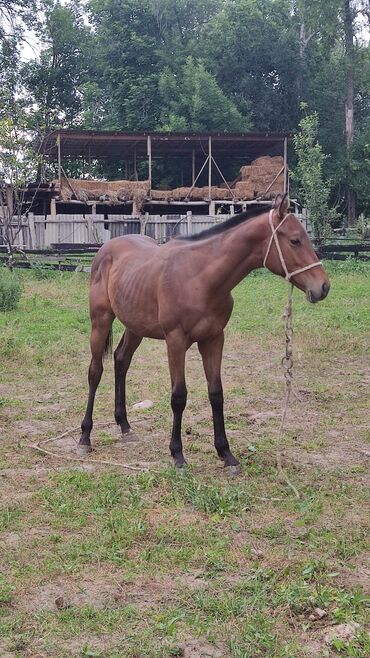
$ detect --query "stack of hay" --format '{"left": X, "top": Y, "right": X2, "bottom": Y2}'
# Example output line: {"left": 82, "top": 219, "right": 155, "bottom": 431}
{"left": 234, "top": 156, "right": 284, "bottom": 199}
{"left": 55, "top": 178, "right": 150, "bottom": 207}
{"left": 151, "top": 186, "right": 233, "bottom": 202}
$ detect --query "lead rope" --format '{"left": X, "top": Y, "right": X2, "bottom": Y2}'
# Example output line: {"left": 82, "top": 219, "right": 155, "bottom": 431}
{"left": 275, "top": 282, "right": 301, "bottom": 499}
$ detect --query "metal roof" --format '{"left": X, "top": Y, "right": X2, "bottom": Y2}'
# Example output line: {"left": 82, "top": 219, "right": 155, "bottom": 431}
{"left": 40, "top": 129, "right": 290, "bottom": 161}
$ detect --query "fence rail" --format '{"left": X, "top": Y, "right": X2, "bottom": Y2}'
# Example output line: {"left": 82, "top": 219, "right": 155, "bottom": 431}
{"left": 1, "top": 213, "right": 224, "bottom": 250}
{"left": 1, "top": 212, "right": 369, "bottom": 269}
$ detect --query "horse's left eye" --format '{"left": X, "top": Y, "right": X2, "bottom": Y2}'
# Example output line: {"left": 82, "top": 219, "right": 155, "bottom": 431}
{"left": 290, "top": 238, "right": 301, "bottom": 246}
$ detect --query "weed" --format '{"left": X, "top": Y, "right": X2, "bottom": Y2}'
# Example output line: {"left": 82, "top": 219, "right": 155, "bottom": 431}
{"left": 0, "top": 267, "right": 22, "bottom": 311}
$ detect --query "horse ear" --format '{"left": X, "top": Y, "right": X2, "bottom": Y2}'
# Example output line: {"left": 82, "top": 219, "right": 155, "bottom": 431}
{"left": 277, "top": 193, "right": 289, "bottom": 219}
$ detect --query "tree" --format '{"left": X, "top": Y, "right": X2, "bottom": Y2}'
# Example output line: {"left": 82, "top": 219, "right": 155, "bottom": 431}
{"left": 292, "top": 109, "right": 334, "bottom": 243}
{"left": 0, "top": 115, "right": 40, "bottom": 268}
{"left": 23, "top": 1, "right": 91, "bottom": 134}
{"left": 158, "top": 57, "right": 250, "bottom": 132}
{"left": 86, "top": 0, "right": 163, "bottom": 130}
{"left": 0, "top": 1, "right": 37, "bottom": 119}
{"left": 201, "top": 0, "right": 302, "bottom": 132}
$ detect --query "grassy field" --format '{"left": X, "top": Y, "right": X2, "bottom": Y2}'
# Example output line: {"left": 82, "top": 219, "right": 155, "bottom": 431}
{"left": 0, "top": 261, "right": 369, "bottom": 658}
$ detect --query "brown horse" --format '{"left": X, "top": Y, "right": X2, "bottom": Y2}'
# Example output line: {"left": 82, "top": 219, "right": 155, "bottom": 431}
{"left": 79, "top": 195, "right": 330, "bottom": 469}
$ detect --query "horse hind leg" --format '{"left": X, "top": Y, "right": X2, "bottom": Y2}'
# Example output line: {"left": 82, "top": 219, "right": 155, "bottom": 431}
{"left": 114, "top": 329, "right": 142, "bottom": 440}
{"left": 78, "top": 311, "right": 114, "bottom": 455}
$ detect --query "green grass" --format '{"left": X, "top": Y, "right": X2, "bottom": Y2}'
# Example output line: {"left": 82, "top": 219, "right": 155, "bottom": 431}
{"left": 0, "top": 261, "right": 369, "bottom": 657}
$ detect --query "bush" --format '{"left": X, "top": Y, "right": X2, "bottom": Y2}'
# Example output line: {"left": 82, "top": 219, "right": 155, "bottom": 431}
{"left": 0, "top": 267, "right": 22, "bottom": 311}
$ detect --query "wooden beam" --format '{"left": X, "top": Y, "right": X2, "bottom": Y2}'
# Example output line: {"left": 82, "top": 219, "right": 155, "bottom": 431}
{"left": 147, "top": 135, "right": 152, "bottom": 191}
{"left": 57, "top": 134, "right": 62, "bottom": 188}
{"left": 208, "top": 136, "right": 212, "bottom": 200}
{"left": 283, "top": 137, "right": 288, "bottom": 194}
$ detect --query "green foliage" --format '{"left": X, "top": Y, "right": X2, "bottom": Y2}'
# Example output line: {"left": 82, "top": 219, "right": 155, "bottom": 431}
{"left": 0, "top": 267, "right": 22, "bottom": 311}
{"left": 159, "top": 56, "right": 250, "bottom": 132}
{"left": 30, "top": 262, "right": 58, "bottom": 280}
{"left": 22, "top": 1, "right": 91, "bottom": 132}
{"left": 293, "top": 109, "right": 336, "bottom": 241}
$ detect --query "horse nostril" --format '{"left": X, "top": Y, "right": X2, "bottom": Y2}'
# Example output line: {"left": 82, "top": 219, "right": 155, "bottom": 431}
{"left": 322, "top": 282, "right": 330, "bottom": 296}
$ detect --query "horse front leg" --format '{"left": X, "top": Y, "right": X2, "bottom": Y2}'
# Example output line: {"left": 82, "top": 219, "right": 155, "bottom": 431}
{"left": 198, "top": 332, "right": 240, "bottom": 469}
{"left": 166, "top": 331, "right": 188, "bottom": 468}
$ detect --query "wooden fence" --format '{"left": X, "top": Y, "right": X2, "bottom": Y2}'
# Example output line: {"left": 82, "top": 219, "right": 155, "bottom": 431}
{"left": 3, "top": 212, "right": 223, "bottom": 250}
{"left": 3, "top": 211, "right": 370, "bottom": 265}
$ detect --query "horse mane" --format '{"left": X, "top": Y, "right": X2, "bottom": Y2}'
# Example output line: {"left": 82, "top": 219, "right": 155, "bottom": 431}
{"left": 175, "top": 204, "right": 270, "bottom": 242}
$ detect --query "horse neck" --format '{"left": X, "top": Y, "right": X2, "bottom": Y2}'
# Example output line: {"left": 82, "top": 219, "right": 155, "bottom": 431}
{"left": 196, "top": 213, "right": 268, "bottom": 294}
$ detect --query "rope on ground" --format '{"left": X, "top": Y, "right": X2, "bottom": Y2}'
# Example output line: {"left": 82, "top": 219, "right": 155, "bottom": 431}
{"left": 276, "top": 283, "right": 301, "bottom": 499}
{"left": 29, "top": 420, "right": 156, "bottom": 472}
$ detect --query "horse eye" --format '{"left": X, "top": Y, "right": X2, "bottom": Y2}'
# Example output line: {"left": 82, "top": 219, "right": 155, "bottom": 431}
{"left": 290, "top": 238, "right": 301, "bottom": 246}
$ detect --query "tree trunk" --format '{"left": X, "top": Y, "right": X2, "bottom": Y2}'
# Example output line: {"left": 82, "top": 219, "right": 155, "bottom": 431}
{"left": 344, "top": 0, "right": 356, "bottom": 227}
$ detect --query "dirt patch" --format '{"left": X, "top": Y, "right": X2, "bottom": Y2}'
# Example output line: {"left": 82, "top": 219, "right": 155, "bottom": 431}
{"left": 113, "top": 575, "right": 177, "bottom": 608}
{"left": 337, "top": 552, "right": 370, "bottom": 594}
{"left": 16, "top": 575, "right": 118, "bottom": 612}
{"left": 180, "top": 639, "right": 229, "bottom": 658}
{"left": 286, "top": 444, "right": 370, "bottom": 478}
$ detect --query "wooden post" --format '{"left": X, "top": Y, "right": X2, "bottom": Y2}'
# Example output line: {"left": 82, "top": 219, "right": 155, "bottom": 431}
{"left": 133, "top": 148, "right": 138, "bottom": 180}
{"left": 50, "top": 198, "right": 57, "bottom": 220}
{"left": 147, "top": 135, "right": 152, "bottom": 192}
{"left": 186, "top": 210, "right": 192, "bottom": 237}
{"left": 28, "top": 212, "right": 36, "bottom": 249}
{"left": 192, "top": 149, "right": 196, "bottom": 185}
{"left": 87, "top": 214, "right": 94, "bottom": 243}
{"left": 57, "top": 134, "right": 62, "bottom": 188}
{"left": 283, "top": 137, "right": 288, "bottom": 194}
{"left": 140, "top": 211, "right": 149, "bottom": 235}
{"left": 208, "top": 136, "right": 212, "bottom": 200}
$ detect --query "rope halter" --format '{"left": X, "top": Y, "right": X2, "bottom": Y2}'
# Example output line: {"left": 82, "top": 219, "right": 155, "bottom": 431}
{"left": 263, "top": 209, "right": 322, "bottom": 281}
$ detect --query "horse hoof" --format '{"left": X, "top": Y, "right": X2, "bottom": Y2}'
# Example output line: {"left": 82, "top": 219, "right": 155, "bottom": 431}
{"left": 224, "top": 464, "right": 242, "bottom": 477}
{"left": 122, "top": 429, "right": 139, "bottom": 443}
{"left": 77, "top": 444, "right": 92, "bottom": 457}
{"left": 174, "top": 460, "right": 187, "bottom": 471}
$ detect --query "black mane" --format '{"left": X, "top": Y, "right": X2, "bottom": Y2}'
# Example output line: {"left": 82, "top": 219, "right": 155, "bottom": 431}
{"left": 175, "top": 204, "right": 270, "bottom": 241}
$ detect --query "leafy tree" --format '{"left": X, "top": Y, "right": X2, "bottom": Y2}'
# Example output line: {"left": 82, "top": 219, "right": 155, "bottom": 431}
{"left": 0, "top": 1, "right": 36, "bottom": 119}
{"left": 0, "top": 114, "right": 40, "bottom": 267}
{"left": 292, "top": 109, "right": 335, "bottom": 243}
{"left": 22, "top": 1, "right": 90, "bottom": 133}
{"left": 201, "top": 0, "right": 302, "bottom": 132}
{"left": 159, "top": 57, "right": 250, "bottom": 132}
{"left": 86, "top": 0, "right": 163, "bottom": 130}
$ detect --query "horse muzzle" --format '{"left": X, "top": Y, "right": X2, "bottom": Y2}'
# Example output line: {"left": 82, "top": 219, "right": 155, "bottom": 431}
{"left": 306, "top": 281, "right": 330, "bottom": 304}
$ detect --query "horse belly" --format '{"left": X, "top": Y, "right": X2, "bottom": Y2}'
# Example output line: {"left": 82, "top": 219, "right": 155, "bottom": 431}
{"left": 108, "top": 263, "right": 164, "bottom": 339}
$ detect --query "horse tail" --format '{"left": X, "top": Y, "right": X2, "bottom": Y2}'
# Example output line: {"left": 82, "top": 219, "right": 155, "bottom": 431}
{"left": 104, "top": 326, "right": 113, "bottom": 359}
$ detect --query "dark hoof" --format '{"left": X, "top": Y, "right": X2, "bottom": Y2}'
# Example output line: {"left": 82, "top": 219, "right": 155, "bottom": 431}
{"left": 224, "top": 464, "right": 242, "bottom": 477}
{"left": 173, "top": 457, "right": 187, "bottom": 470}
{"left": 122, "top": 428, "right": 139, "bottom": 443}
{"left": 77, "top": 444, "right": 92, "bottom": 457}
{"left": 175, "top": 462, "right": 187, "bottom": 476}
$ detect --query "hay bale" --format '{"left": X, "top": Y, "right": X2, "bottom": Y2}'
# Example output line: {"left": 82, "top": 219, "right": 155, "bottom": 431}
{"left": 252, "top": 156, "right": 284, "bottom": 171}
{"left": 234, "top": 182, "right": 256, "bottom": 199}
{"left": 151, "top": 190, "right": 173, "bottom": 201}
{"left": 59, "top": 186, "right": 72, "bottom": 202}
{"left": 212, "top": 187, "right": 233, "bottom": 200}
{"left": 74, "top": 189, "right": 89, "bottom": 203}
{"left": 237, "top": 155, "right": 285, "bottom": 197}
{"left": 132, "top": 188, "right": 148, "bottom": 213}
{"left": 109, "top": 179, "right": 150, "bottom": 193}
{"left": 116, "top": 188, "right": 130, "bottom": 202}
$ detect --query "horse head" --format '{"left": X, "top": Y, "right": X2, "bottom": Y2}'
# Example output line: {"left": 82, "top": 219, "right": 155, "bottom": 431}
{"left": 264, "top": 194, "right": 330, "bottom": 303}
